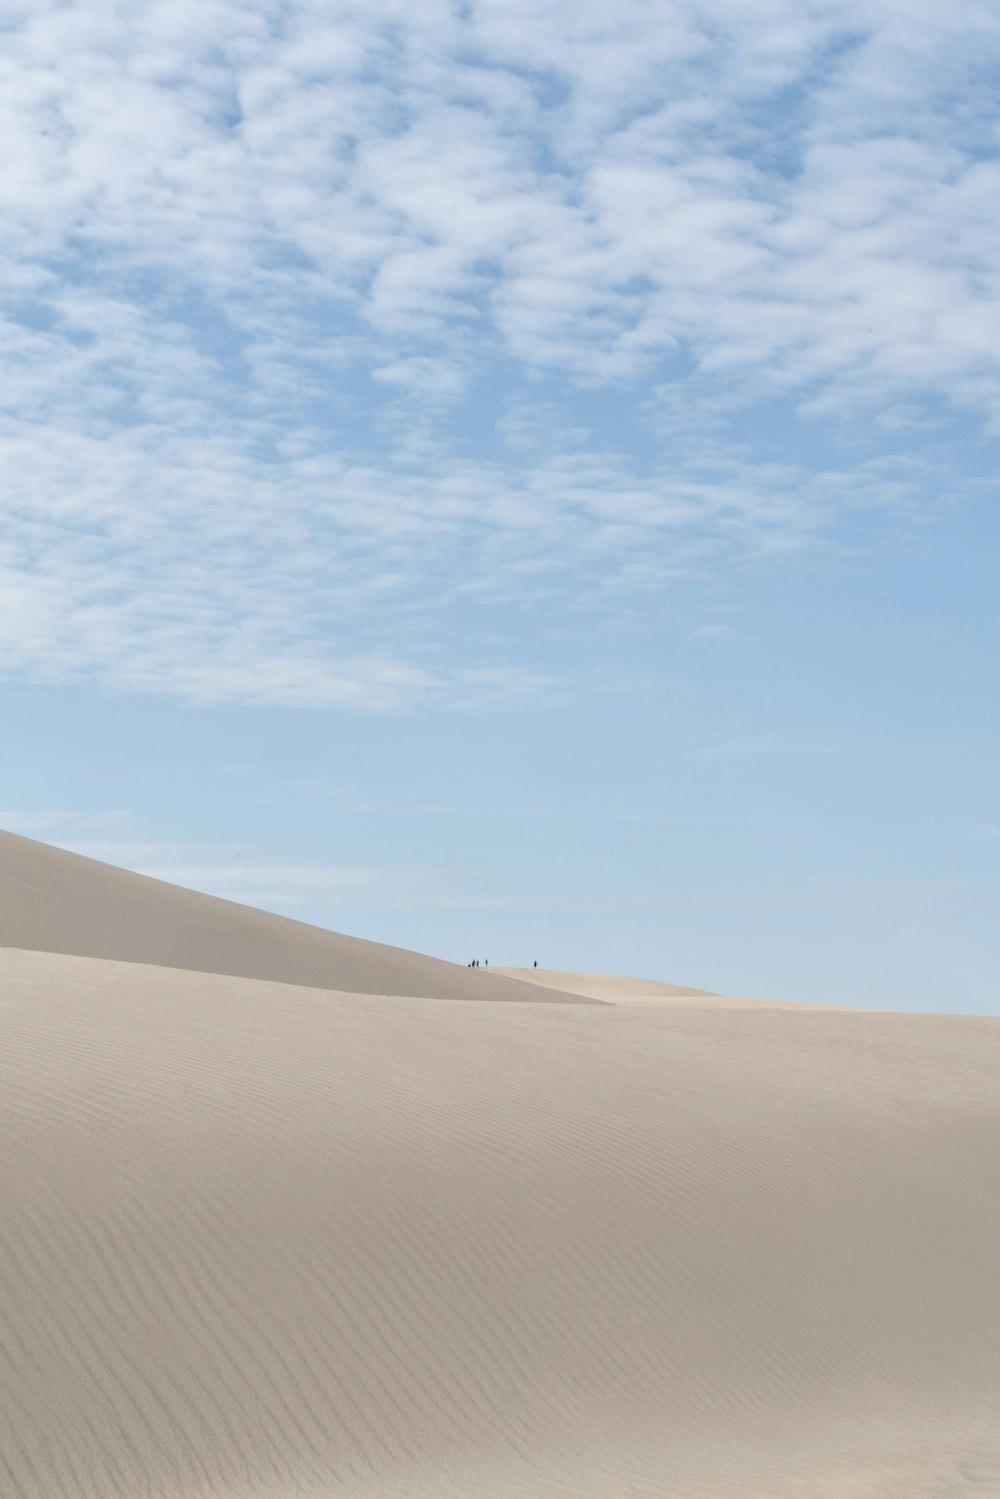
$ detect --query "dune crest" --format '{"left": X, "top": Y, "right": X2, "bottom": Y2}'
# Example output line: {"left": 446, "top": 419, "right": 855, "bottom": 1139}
{"left": 0, "top": 828, "right": 582, "bottom": 1003}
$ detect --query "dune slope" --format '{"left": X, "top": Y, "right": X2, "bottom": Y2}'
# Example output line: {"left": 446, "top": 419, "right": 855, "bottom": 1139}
{"left": 2, "top": 945, "right": 999, "bottom": 1497}
{"left": 0, "top": 828, "right": 567, "bottom": 1002}
{"left": 494, "top": 966, "right": 722, "bottom": 1002}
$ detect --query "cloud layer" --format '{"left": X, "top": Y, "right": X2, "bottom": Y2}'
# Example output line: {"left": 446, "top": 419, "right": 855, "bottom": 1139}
{"left": 2, "top": 0, "right": 998, "bottom": 705}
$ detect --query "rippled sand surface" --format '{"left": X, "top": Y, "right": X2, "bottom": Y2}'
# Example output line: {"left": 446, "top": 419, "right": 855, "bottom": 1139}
{"left": 1, "top": 831, "right": 999, "bottom": 1496}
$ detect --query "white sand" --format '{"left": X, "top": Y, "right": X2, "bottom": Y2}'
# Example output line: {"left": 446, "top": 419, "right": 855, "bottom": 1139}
{"left": 2, "top": 832, "right": 999, "bottom": 1497}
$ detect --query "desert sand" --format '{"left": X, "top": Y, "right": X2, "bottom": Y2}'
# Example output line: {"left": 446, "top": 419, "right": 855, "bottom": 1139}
{"left": 1, "top": 831, "right": 999, "bottom": 1497}
{"left": 0, "top": 829, "right": 568, "bottom": 1003}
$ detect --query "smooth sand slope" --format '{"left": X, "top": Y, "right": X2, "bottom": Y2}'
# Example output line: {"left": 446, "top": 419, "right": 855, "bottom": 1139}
{"left": 496, "top": 968, "right": 828, "bottom": 1010}
{"left": 495, "top": 967, "right": 723, "bottom": 1003}
{"left": 2, "top": 841, "right": 999, "bottom": 1497}
{"left": 0, "top": 828, "right": 565, "bottom": 1003}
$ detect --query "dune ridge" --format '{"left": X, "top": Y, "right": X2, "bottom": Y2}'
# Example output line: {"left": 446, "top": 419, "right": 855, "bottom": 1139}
{"left": 0, "top": 828, "right": 578, "bottom": 1004}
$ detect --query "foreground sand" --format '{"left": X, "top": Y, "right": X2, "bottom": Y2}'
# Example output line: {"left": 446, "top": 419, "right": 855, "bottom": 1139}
{"left": 3, "top": 937, "right": 1000, "bottom": 1497}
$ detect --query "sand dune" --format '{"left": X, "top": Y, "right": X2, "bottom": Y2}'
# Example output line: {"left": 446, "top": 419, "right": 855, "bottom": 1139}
{"left": 3, "top": 951, "right": 1000, "bottom": 1495}
{"left": 0, "top": 828, "right": 566, "bottom": 1003}
{"left": 2, "top": 835, "right": 999, "bottom": 1496}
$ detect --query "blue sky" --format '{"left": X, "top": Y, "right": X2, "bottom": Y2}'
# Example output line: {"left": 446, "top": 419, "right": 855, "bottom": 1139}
{"left": 1, "top": 0, "right": 998, "bottom": 1010}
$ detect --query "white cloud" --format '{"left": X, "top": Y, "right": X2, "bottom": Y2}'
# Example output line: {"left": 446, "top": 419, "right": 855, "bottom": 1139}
{"left": 1, "top": 0, "right": 997, "bottom": 706}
